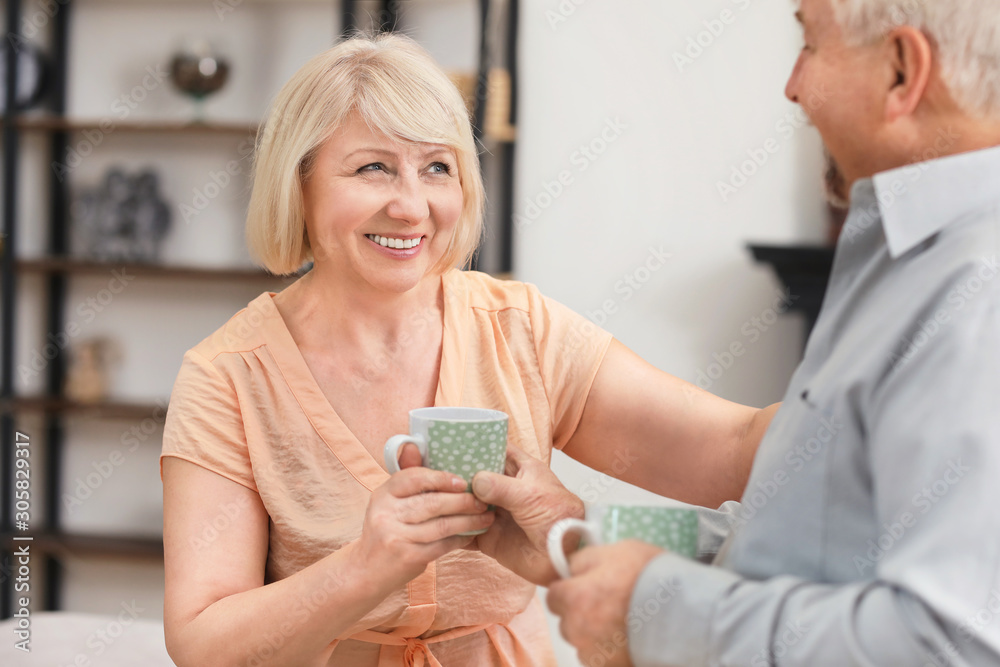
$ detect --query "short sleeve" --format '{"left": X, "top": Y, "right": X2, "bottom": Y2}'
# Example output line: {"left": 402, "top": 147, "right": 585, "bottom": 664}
{"left": 160, "top": 349, "right": 257, "bottom": 492}
{"left": 525, "top": 283, "right": 613, "bottom": 450}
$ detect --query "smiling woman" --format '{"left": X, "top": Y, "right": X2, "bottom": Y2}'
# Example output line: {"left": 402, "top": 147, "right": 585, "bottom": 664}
{"left": 159, "top": 33, "right": 577, "bottom": 667}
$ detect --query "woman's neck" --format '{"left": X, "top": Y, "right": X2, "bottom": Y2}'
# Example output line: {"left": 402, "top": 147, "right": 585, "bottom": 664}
{"left": 274, "top": 265, "right": 446, "bottom": 353}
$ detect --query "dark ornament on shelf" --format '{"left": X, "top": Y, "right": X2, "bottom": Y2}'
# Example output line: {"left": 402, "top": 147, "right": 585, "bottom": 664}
{"left": 0, "top": 40, "right": 48, "bottom": 112}
{"left": 170, "top": 42, "right": 229, "bottom": 122}
{"left": 73, "top": 168, "right": 172, "bottom": 263}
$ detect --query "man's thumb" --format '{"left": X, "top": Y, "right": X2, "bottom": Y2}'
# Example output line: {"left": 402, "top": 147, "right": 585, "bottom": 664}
{"left": 472, "top": 471, "right": 509, "bottom": 505}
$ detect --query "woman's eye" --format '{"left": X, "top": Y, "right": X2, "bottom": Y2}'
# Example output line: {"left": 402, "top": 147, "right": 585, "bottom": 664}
{"left": 359, "top": 163, "right": 385, "bottom": 173}
{"left": 429, "top": 162, "right": 452, "bottom": 175}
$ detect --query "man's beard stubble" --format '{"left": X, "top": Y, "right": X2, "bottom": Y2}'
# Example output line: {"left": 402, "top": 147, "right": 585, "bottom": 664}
{"left": 824, "top": 147, "right": 850, "bottom": 210}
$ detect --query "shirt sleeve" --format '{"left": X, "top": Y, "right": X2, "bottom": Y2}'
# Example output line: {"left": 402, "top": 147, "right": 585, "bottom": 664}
{"left": 525, "top": 283, "right": 613, "bottom": 451}
{"left": 160, "top": 348, "right": 257, "bottom": 492}
{"left": 628, "top": 290, "right": 1000, "bottom": 665}
{"left": 696, "top": 501, "right": 740, "bottom": 563}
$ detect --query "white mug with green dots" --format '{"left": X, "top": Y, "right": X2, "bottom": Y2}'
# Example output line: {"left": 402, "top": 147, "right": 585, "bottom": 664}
{"left": 547, "top": 504, "right": 699, "bottom": 578}
{"left": 384, "top": 407, "right": 508, "bottom": 536}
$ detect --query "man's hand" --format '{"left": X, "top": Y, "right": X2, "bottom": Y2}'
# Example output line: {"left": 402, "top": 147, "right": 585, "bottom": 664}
{"left": 470, "top": 446, "right": 584, "bottom": 586}
{"left": 546, "top": 541, "right": 665, "bottom": 667}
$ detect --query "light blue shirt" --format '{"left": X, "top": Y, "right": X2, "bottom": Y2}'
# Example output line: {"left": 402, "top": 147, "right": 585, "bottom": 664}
{"left": 631, "top": 144, "right": 1000, "bottom": 666}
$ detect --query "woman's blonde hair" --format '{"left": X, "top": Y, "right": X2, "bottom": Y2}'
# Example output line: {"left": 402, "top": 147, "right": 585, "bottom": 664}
{"left": 247, "top": 32, "right": 485, "bottom": 275}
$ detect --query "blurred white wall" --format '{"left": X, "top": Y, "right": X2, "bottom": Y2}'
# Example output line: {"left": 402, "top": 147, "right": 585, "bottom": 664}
{"left": 514, "top": 4, "right": 826, "bottom": 662}
{"left": 516, "top": 0, "right": 824, "bottom": 407}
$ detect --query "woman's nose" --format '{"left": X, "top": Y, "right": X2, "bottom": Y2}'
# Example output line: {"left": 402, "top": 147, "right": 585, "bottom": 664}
{"left": 385, "top": 173, "right": 430, "bottom": 225}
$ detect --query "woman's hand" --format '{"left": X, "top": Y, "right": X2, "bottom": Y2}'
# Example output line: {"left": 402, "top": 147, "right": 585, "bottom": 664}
{"left": 354, "top": 465, "right": 495, "bottom": 592}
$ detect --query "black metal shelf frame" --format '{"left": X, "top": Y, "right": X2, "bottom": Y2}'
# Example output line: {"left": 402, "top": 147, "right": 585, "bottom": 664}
{"left": 1, "top": 0, "right": 24, "bottom": 623}
{"left": 2, "top": 0, "right": 73, "bottom": 617}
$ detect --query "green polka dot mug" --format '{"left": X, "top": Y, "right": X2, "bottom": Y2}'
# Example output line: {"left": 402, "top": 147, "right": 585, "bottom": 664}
{"left": 384, "top": 407, "right": 509, "bottom": 535}
{"left": 547, "top": 504, "right": 699, "bottom": 578}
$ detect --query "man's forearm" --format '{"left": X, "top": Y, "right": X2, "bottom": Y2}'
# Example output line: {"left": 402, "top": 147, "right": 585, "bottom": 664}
{"left": 630, "top": 553, "right": 981, "bottom": 667}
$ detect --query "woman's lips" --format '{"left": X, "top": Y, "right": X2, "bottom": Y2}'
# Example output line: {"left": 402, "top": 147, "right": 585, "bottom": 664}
{"left": 365, "top": 233, "right": 425, "bottom": 257}
{"left": 365, "top": 233, "right": 424, "bottom": 249}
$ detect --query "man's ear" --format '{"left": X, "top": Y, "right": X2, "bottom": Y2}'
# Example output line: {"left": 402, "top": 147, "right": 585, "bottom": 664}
{"left": 884, "top": 26, "right": 934, "bottom": 121}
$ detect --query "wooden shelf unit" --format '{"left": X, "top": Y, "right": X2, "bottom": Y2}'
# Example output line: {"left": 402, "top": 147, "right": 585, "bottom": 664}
{"left": 1, "top": 532, "right": 163, "bottom": 560}
{"left": 2, "top": 397, "right": 164, "bottom": 421}
{"left": 8, "top": 116, "right": 259, "bottom": 135}
{"left": 17, "top": 257, "right": 281, "bottom": 282}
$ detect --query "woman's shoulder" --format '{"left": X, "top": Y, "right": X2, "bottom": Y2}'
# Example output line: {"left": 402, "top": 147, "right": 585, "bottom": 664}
{"left": 186, "top": 291, "right": 277, "bottom": 363}
{"left": 446, "top": 269, "right": 541, "bottom": 314}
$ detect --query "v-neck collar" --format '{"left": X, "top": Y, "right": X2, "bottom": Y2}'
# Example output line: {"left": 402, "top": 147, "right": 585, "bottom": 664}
{"left": 256, "top": 270, "right": 470, "bottom": 490}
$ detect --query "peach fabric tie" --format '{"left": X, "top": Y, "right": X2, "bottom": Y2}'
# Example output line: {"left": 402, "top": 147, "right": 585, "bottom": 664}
{"left": 348, "top": 623, "right": 511, "bottom": 667}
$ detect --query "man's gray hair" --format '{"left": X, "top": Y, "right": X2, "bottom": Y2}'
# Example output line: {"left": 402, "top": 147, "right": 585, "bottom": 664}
{"left": 833, "top": 0, "right": 1000, "bottom": 119}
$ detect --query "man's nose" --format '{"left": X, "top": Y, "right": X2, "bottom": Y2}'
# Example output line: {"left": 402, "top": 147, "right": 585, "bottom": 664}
{"left": 785, "top": 57, "right": 803, "bottom": 103}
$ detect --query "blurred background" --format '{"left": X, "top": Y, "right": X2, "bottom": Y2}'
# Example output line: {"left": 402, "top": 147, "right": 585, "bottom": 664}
{"left": 0, "top": 0, "right": 833, "bottom": 664}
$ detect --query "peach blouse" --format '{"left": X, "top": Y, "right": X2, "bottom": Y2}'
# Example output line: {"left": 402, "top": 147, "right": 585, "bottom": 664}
{"left": 160, "top": 269, "right": 612, "bottom": 666}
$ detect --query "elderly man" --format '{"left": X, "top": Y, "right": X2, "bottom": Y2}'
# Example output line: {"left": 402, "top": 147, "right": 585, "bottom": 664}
{"left": 473, "top": 0, "right": 1000, "bottom": 664}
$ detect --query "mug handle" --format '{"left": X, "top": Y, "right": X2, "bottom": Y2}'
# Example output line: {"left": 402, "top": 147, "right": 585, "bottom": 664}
{"left": 383, "top": 434, "right": 427, "bottom": 474}
{"left": 547, "top": 518, "right": 603, "bottom": 579}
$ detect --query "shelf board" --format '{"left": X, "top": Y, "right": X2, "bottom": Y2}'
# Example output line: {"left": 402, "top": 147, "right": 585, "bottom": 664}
{"left": 78, "top": 0, "right": 331, "bottom": 4}
{"left": 748, "top": 243, "right": 835, "bottom": 271}
{"left": 747, "top": 243, "right": 835, "bottom": 303}
{"left": 747, "top": 242, "right": 836, "bottom": 340}
{"left": 2, "top": 396, "right": 164, "bottom": 420}
{"left": 6, "top": 114, "right": 518, "bottom": 142}
{"left": 1, "top": 531, "right": 163, "bottom": 560}
{"left": 10, "top": 116, "right": 258, "bottom": 136}
{"left": 17, "top": 257, "right": 283, "bottom": 282}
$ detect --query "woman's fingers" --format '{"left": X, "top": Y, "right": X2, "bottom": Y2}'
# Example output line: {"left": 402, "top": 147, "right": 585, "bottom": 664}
{"left": 385, "top": 466, "right": 467, "bottom": 497}
{"left": 376, "top": 466, "right": 492, "bottom": 532}
{"left": 359, "top": 468, "right": 494, "bottom": 585}
{"left": 393, "top": 486, "right": 489, "bottom": 524}
{"left": 413, "top": 511, "right": 495, "bottom": 543}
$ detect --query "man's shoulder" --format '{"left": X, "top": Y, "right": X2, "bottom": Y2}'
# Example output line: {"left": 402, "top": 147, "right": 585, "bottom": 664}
{"left": 919, "top": 207, "right": 1000, "bottom": 303}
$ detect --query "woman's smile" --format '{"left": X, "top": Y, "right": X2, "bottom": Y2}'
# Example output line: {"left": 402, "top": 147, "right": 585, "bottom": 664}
{"left": 364, "top": 233, "right": 426, "bottom": 257}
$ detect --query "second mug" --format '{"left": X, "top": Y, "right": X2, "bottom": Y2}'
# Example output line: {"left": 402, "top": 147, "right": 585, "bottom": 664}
{"left": 547, "top": 504, "right": 699, "bottom": 578}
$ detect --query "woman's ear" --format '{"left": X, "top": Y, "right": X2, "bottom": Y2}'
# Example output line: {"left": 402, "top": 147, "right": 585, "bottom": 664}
{"left": 884, "top": 25, "right": 934, "bottom": 122}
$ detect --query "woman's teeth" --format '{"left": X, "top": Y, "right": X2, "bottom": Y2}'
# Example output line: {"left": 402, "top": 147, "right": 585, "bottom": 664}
{"left": 366, "top": 234, "right": 423, "bottom": 249}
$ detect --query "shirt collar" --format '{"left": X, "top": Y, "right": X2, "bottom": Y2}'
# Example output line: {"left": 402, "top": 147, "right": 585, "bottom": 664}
{"left": 871, "top": 143, "right": 1000, "bottom": 258}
